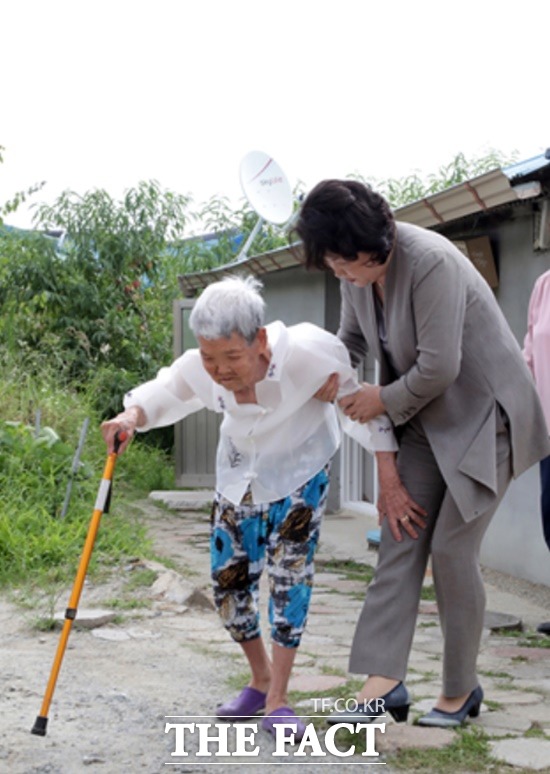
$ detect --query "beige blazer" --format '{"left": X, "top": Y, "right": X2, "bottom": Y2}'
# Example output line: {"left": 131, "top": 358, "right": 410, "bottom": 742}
{"left": 338, "top": 222, "right": 550, "bottom": 521}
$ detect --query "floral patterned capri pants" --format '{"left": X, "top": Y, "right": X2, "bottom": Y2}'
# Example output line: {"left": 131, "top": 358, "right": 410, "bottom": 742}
{"left": 210, "top": 463, "right": 331, "bottom": 649}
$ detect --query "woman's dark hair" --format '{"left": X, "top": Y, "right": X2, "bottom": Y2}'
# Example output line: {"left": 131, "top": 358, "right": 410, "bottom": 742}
{"left": 292, "top": 179, "right": 395, "bottom": 270}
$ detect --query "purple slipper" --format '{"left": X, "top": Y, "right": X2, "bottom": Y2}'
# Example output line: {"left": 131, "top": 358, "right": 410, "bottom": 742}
{"left": 216, "top": 687, "right": 266, "bottom": 720}
{"left": 261, "top": 706, "right": 306, "bottom": 741}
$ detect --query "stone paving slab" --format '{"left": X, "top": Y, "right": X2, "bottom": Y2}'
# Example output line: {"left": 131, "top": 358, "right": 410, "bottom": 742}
{"left": 145, "top": 491, "right": 550, "bottom": 771}
{"left": 487, "top": 689, "right": 542, "bottom": 706}
{"left": 289, "top": 674, "right": 349, "bottom": 693}
{"left": 490, "top": 738, "right": 550, "bottom": 770}
{"left": 477, "top": 711, "right": 535, "bottom": 736}
{"left": 488, "top": 645, "right": 550, "bottom": 662}
{"left": 54, "top": 607, "right": 117, "bottom": 628}
{"left": 377, "top": 723, "right": 455, "bottom": 753}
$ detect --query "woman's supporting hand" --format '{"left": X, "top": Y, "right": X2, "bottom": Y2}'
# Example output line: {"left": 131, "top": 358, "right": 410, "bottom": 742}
{"left": 339, "top": 383, "right": 385, "bottom": 423}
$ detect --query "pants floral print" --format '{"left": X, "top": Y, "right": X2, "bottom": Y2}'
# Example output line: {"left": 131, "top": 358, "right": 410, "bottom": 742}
{"left": 210, "top": 464, "right": 331, "bottom": 649}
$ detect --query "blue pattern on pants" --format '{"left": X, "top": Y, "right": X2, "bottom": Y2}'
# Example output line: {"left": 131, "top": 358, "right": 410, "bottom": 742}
{"left": 210, "top": 464, "right": 330, "bottom": 648}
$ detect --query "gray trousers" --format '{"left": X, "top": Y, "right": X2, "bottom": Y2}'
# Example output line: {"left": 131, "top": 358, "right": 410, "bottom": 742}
{"left": 349, "top": 415, "right": 512, "bottom": 697}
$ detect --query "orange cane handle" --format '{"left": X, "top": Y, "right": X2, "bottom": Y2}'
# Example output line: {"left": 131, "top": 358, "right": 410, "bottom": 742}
{"left": 114, "top": 430, "right": 128, "bottom": 454}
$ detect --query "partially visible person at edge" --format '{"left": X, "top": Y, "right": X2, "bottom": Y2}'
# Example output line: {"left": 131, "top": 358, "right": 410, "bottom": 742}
{"left": 101, "top": 275, "right": 405, "bottom": 740}
{"left": 293, "top": 179, "right": 550, "bottom": 728}
{"left": 523, "top": 268, "right": 550, "bottom": 636}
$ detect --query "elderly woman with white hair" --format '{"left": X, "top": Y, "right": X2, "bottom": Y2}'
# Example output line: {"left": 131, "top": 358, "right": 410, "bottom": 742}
{"left": 101, "top": 275, "right": 416, "bottom": 739}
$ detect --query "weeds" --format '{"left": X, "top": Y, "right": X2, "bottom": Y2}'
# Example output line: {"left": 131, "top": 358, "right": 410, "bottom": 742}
{"left": 316, "top": 558, "right": 374, "bottom": 584}
{"left": 391, "top": 725, "right": 495, "bottom": 771}
{"left": 123, "top": 568, "right": 158, "bottom": 591}
{"left": 0, "top": 355, "right": 162, "bottom": 593}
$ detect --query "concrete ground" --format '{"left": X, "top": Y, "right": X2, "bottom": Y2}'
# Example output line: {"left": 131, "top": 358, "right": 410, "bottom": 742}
{"left": 147, "top": 490, "right": 550, "bottom": 772}
{"left": 2, "top": 490, "right": 548, "bottom": 773}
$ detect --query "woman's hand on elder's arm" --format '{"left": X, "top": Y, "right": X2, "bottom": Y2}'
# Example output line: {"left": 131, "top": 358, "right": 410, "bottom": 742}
{"left": 375, "top": 451, "right": 428, "bottom": 542}
{"left": 339, "top": 383, "right": 385, "bottom": 423}
{"left": 101, "top": 405, "right": 146, "bottom": 454}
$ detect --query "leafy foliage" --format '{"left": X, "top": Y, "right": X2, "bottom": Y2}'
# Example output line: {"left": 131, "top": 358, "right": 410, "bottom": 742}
{"left": 178, "top": 188, "right": 301, "bottom": 273}
{"left": 0, "top": 169, "right": 294, "bottom": 420}
{"left": 0, "top": 181, "right": 193, "bottom": 416}
{"left": 354, "top": 148, "right": 519, "bottom": 208}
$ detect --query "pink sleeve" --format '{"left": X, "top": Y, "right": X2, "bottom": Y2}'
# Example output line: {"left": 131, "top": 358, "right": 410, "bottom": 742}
{"left": 523, "top": 277, "right": 542, "bottom": 375}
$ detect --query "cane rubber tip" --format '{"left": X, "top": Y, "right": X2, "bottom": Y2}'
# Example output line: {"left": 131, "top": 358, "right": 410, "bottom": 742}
{"left": 31, "top": 716, "right": 48, "bottom": 736}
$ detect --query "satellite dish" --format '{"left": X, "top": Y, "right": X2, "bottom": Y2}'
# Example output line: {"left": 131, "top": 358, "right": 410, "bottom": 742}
{"left": 233, "top": 151, "right": 294, "bottom": 263}
{"left": 240, "top": 150, "right": 293, "bottom": 224}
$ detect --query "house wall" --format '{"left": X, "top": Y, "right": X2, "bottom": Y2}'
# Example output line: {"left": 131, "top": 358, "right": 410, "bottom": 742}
{"left": 173, "top": 299, "right": 221, "bottom": 488}
{"left": 259, "top": 267, "right": 335, "bottom": 328}
{"left": 474, "top": 210, "right": 550, "bottom": 586}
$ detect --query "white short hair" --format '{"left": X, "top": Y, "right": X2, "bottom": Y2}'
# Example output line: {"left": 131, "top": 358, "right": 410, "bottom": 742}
{"left": 189, "top": 275, "right": 266, "bottom": 343}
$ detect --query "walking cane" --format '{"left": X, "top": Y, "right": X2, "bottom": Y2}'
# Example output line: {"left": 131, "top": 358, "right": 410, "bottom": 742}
{"left": 31, "top": 431, "right": 127, "bottom": 737}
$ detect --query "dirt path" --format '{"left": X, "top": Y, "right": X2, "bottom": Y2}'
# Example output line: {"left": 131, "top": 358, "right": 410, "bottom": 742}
{"left": 0, "top": 501, "right": 373, "bottom": 773}
{"left": 5, "top": 497, "right": 548, "bottom": 773}
{"left": 1, "top": 502, "right": 224, "bottom": 772}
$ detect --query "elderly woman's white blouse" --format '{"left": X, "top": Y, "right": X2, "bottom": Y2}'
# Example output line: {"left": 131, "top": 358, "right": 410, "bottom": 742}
{"left": 124, "top": 320, "right": 397, "bottom": 505}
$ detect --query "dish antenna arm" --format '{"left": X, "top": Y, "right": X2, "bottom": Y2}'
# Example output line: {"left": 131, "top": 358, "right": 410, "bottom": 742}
{"left": 235, "top": 214, "right": 265, "bottom": 263}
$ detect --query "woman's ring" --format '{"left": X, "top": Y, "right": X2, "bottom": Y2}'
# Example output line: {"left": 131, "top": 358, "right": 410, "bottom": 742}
{"left": 400, "top": 515, "right": 410, "bottom": 523}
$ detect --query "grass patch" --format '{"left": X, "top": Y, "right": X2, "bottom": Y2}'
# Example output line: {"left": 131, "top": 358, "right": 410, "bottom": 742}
{"left": 478, "top": 669, "right": 514, "bottom": 680}
{"left": 104, "top": 597, "right": 152, "bottom": 610}
{"left": 316, "top": 558, "right": 374, "bottom": 584}
{"left": 288, "top": 678, "right": 366, "bottom": 733}
{"left": 290, "top": 677, "right": 365, "bottom": 703}
{"left": 415, "top": 670, "right": 438, "bottom": 682}
{"left": 389, "top": 726, "right": 495, "bottom": 772}
{"left": 516, "top": 633, "right": 550, "bottom": 649}
{"left": 420, "top": 585, "right": 437, "bottom": 601}
{"left": 148, "top": 553, "right": 182, "bottom": 573}
{"left": 33, "top": 616, "right": 58, "bottom": 632}
{"left": 483, "top": 699, "right": 503, "bottom": 711}
{"left": 288, "top": 678, "right": 364, "bottom": 710}
{"left": 493, "top": 628, "right": 524, "bottom": 638}
{"left": 525, "top": 722, "right": 550, "bottom": 739}
{"left": 319, "top": 664, "right": 347, "bottom": 677}
{"left": 0, "top": 423, "right": 154, "bottom": 591}
{"left": 123, "top": 567, "right": 158, "bottom": 591}
{"left": 225, "top": 669, "right": 254, "bottom": 694}
{"left": 318, "top": 716, "right": 494, "bottom": 765}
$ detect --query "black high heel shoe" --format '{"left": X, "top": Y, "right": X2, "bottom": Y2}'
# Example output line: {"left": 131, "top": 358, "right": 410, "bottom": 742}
{"left": 326, "top": 681, "right": 411, "bottom": 725}
{"left": 417, "top": 685, "right": 483, "bottom": 727}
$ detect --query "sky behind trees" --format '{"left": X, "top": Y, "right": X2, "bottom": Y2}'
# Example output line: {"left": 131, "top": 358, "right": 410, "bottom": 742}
{"left": 2, "top": 0, "right": 549, "bottom": 228}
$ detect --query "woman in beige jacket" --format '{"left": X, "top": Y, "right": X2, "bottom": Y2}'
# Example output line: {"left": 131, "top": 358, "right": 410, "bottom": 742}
{"left": 294, "top": 179, "right": 550, "bottom": 727}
